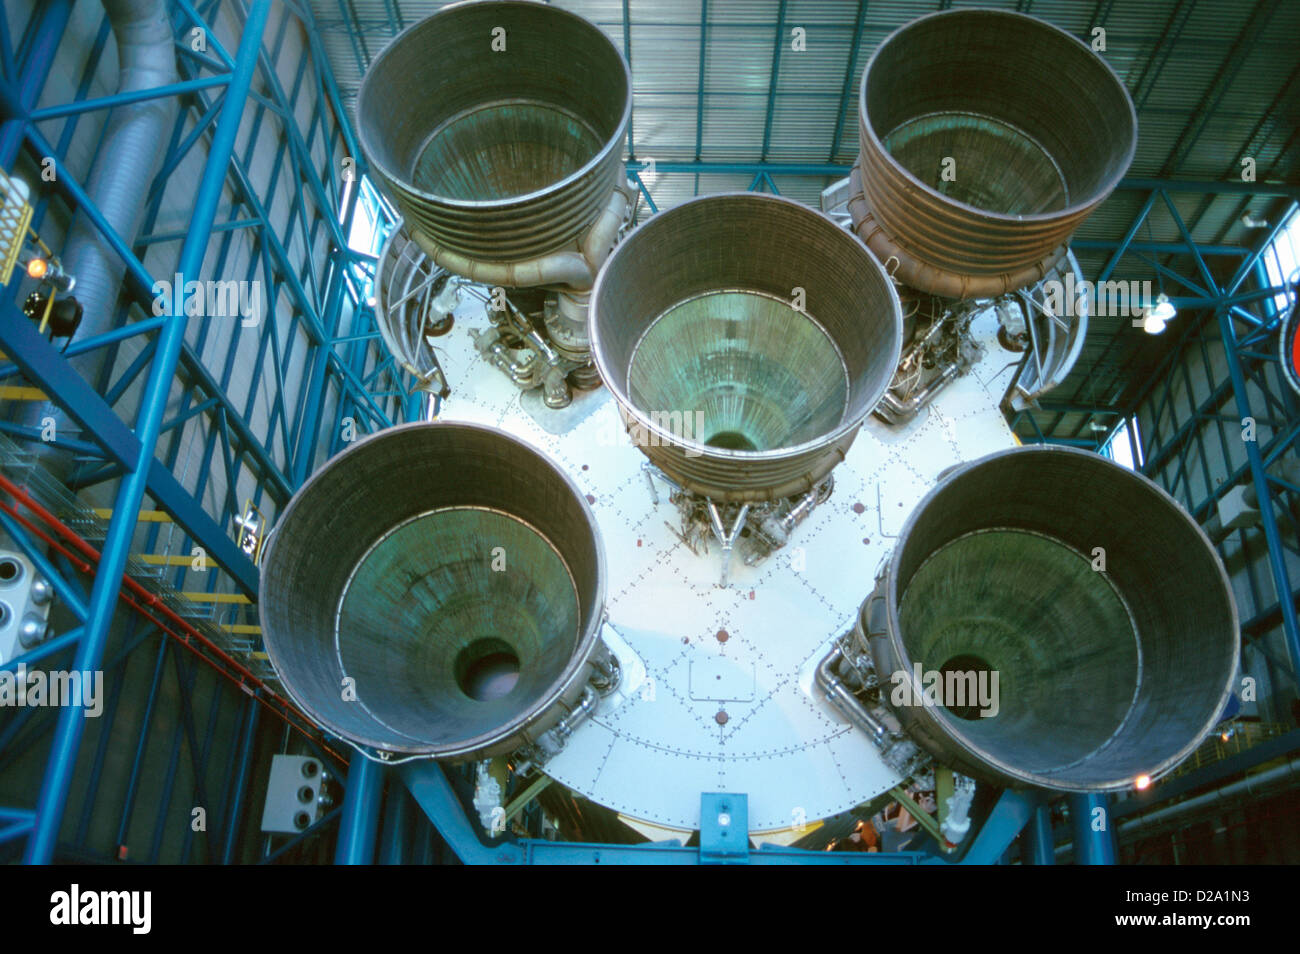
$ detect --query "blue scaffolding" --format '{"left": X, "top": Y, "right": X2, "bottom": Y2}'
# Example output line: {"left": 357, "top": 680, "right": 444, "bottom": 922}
{"left": 0, "top": 0, "right": 1294, "bottom": 866}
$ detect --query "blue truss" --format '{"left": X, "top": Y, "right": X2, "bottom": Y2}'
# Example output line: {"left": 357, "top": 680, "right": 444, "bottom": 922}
{"left": 1, "top": 1, "right": 1293, "bottom": 866}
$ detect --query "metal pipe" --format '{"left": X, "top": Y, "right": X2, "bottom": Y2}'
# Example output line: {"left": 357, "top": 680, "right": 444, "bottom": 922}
{"left": 24, "top": 0, "right": 180, "bottom": 482}
{"left": 1117, "top": 754, "right": 1300, "bottom": 840}
{"left": 23, "top": 0, "right": 272, "bottom": 864}
{"left": 335, "top": 757, "right": 384, "bottom": 865}
{"left": 412, "top": 182, "right": 633, "bottom": 293}
{"left": 814, "top": 646, "right": 889, "bottom": 746}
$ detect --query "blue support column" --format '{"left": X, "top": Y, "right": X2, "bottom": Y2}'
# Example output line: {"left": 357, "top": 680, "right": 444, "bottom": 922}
{"left": 335, "top": 756, "right": 384, "bottom": 865}
{"left": 0, "top": 0, "right": 71, "bottom": 167}
{"left": 22, "top": 0, "right": 273, "bottom": 865}
{"left": 1218, "top": 308, "right": 1300, "bottom": 675}
{"left": 952, "top": 789, "right": 1037, "bottom": 864}
{"left": 1069, "top": 793, "right": 1118, "bottom": 865}
{"left": 219, "top": 697, "right": 261, "bottom": 864}
{"left": 1020, "top": 800, "right": 1056, "bottom": 865}
{"left": 377, "top": 784, "right": 411, "bottom": 866}
{"left": 699, "top": 793, "right": 749, "bottom": 864}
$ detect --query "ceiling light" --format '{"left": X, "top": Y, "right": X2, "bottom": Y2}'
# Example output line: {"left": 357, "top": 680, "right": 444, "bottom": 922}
{"left": 1151, "top": 294, "right": 1177, "bottom": 323}
{"left": 1142, "top": 294, "right": 1176, "bottom": 334}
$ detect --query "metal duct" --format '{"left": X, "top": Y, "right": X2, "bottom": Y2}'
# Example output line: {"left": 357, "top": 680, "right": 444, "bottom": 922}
{"left": 849, "top": 9, "right": 1136, "bottom": 298}
{"left": 373, "top": 222, "right": 451, "bottom": 399}
{"left": 355, "top": 0, "right": 631, "bottom": 265}
{"left": 25, "top": 0, "right": 178, "bottom": 478}
{"left": 589, "top": 193, "right": 902, "bottom": 503}
{"left": 258, "top": 423, "right": 610, "bottom": 759}
{"left": 854, "top": 446, "right": 1238, "bottom": 792}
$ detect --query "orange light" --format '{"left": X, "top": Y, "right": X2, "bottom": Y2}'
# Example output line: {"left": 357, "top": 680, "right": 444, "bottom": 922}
{"left": 1135, "top": 774, "right": 1152, "bottom": 791}
{"left": 26, "top": 257, "right": 47, "bottom": 279}
{"left": 1220, "top": 732, "right": 1231, "bottom": 742}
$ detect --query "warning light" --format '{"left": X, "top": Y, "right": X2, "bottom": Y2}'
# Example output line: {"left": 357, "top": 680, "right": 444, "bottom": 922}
{"left": 1134, "top": 774, "right": 1152, "bottom": 791}
{"left": 26, "top": 257, "right": 47, "bottom": 279}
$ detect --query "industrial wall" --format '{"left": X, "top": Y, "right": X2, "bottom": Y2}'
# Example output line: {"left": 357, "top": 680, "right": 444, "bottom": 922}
{"left": 1132, "top": 278, "right": 1300, "bottom": 726}
{"left": 0, "top": 0, "right": 405, "bottom": 862}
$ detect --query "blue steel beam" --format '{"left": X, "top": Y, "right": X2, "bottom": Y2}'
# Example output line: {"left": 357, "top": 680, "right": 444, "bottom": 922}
{"left": 759, "top": 0, "right": 787, "bottom": 162}
{"left": 17, "top": 123, "right": 296, "bottom": 501}
{"left": 828, "top": 1, "right": 867, "bottom": 162}
{"left": 1020, "top": 801, "right": 1056, "bottom": 865}
{"left": 0, "top": 0, "right": 70, "bottom": 167}
{"left": 22, "top": 0, "right": 273, "bottom": 865}
{"left": 0, "top": 305, "right": 257, "bottom": 596}
{"left": 1069, "top": 793, "right": 1118, "bottom": 865}
{"left": 619, "top": 159, "right": 1300, "bottom": 198}
{"left": 28, "top": 75, "right": 230, "bottom": 120}
{"left": 399, "top": 763, "right": 1031, "bottom": 865}
{"left": 219, "top": 696, "right": 260, "bottom": 863}
{"left": 622, "top": 0, "right": 633, "bottom": 159}
{"left": 1218, "top": 307, "right": 1300, "bottom": 676}
{"left": 1073, "top": 239, "right": 1248, "bottom": 256}
{"left": 694, "top": 0, "right": 707, "bottom": 170}
{"left": 335, "top": 757, "right": 384, "bottom": 865}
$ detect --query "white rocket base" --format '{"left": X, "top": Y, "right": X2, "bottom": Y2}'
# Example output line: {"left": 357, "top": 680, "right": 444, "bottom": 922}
{"left": 429, "top": 296, "right": 1019, "bottom": 834}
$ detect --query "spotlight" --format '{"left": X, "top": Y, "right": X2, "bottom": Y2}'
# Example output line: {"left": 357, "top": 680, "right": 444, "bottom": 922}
{"left": 1135, "top": 774, "right": 1152, "bottom": 791}
{"left": 1142, "top": 294, "right": 1176, "bottom": 334}
{"left": 1151, "top": 294, "right": 1177, "bottom": 323}
{"left": 21, "top": 253, "right": 75, "bottom": 293}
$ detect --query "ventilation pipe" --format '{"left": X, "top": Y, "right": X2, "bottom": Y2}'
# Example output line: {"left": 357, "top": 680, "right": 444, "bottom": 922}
{"left": 24, "top": 0, "right": 179, "bottom": 483}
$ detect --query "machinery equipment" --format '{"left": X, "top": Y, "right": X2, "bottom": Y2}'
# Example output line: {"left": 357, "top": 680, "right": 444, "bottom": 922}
{"left": 257, "top": 422, "right": 618, "bottom": 763}
{"left": 372, "top": 222, "right": 455, "bottom": 405}
{"left": 818, "top": 446, "right": 1240, "bottom": 792}
{"left": 590, "top": 192, "right": 902, "bottom": 579}
{"left": 255, "top": 6, "right": 1231, "bottom": 852}
{"left": 825, "top": 8, "right": 1137, "bottom": 426}
{"left": 356, "top": 0, "right": 636, "bottom": 410}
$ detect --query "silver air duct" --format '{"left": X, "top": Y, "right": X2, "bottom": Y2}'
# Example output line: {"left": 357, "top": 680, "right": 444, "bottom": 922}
{"left": 821, "top": 447, "right": 1239, "bottom": 792}
{"left": 591, "top": 193, "right": 902, "bottom": 503}
{"left": 258, "top": 423, "right": 614, "bottom": 761}
{"left": 24, "top": 0, "right": 179, "bottom": 481}
{"left": 356, "top": 0, "right": 634, "bottom": 408}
